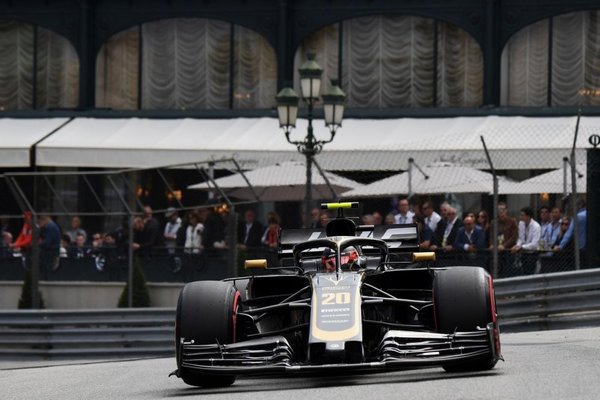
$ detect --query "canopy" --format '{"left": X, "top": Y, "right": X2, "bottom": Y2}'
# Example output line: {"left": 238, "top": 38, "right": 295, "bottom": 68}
{"left": 0, "top": 118, "right": 71, "bottom": 167}
{"left": 498, "top": 164, "right": 587, "bottom": 194}
{"left": 341, "top": 163, "right": 502, "bottom": 198}
{"left": 34, "top": 116, "right": 598, "bottom": 170}
{"left": 188, "top": 161, "right": 360, "bottom": 201}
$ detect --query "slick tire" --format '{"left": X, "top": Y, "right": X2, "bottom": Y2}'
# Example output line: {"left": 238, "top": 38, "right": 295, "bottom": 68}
{"left": 433, "top": 267, "right": 498, "bottom": 372}
{"left": 175, "top": 280, "right": 240, "bottom": 387}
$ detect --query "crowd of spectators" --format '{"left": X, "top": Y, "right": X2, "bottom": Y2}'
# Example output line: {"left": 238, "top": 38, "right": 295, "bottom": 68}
{"left": 0, "top": 196, "right": 588, "bottom": 279}
{"left": 356, "top": 196, "right": 586, "bottom": 275}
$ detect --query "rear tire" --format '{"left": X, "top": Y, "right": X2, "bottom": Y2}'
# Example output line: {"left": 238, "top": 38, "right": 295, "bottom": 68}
{"left": 433, "top": 267, "right": 498, "bottom": 372}
{"left": 175, "top": 280, "right": 239, "bottom": 387}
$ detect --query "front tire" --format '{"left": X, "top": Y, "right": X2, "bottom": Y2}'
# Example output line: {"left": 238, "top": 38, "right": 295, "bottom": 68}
{"left": 175, "top": 280, "right": 240, "bottom": 387}
{"left": 433, "top": 267, "right": 499, "bottom": 372}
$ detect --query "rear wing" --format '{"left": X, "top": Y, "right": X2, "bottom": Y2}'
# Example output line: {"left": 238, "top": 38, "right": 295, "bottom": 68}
{"left": 278, "top": 223, "right": 420, "bottom": 259}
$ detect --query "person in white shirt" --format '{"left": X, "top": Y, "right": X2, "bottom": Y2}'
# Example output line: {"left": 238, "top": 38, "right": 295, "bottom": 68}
{"left": 163, "top": 207, "right": 182, "bottom": 253}
{"left": 421, "top": 201, "right": 441, "bottom": 232}
{"left": 511, "top": 206, "right": 541, "bottom": 275}
{"left": 394, "top": 198, "right": 415, "bottom": 224}
{"left": 538, "top": 206, "right": 551, "bottom": 249}
{"left": 184, "top": 212, "right": 204, "bottom": 254}
{"left": 163, "top": 207, "right": 182, "bottom": 273}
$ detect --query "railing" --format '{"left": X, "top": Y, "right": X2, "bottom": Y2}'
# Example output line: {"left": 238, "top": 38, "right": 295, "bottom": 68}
{"left": 495, "top": 268, "right": 600, "bottom": 332}
{"left": 1, "top": 268, "right": 599, "bottom": 360}
{"left": 0, "top": 247, "right": 577, "bottom": 282}
{"left": 0, "top": 246, "right": 278, "bottom": 283}
{"left": 0, "top": 308, "right": 175, "bottom": 359}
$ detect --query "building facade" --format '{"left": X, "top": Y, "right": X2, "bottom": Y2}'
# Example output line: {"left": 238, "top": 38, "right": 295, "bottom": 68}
{"left": 1, "top": 0, "right": 600, "bottom": 116}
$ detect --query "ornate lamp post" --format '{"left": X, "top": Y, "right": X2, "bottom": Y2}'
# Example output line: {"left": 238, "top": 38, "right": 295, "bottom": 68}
{"left": 276, "top": 54, "right": 346, "bottom": 226}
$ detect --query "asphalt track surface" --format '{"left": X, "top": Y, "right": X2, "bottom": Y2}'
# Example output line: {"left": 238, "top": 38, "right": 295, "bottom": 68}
{"left": 2, "top": 327, "right": 599, "bottom": 400}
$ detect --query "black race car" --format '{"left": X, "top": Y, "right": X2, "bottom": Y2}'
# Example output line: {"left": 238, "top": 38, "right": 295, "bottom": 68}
{"left": 171, "top": 202, "right": 502, "bottom": 387}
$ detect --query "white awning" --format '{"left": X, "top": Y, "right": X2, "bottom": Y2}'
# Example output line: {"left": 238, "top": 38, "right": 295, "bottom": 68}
{"left": 341, "top": 163, "right": 509, "bottom": 198}
{"left": 0, "top": 118, "right": 70, "bottom": 167}
{"left": 35, "top": 116, "right": 596, "bottom": 170}
{"left": 189, "top": 160, "right": 360, "bottom": 201}
{"left": 498, "top": 164, "right": 587, "bottom": 194}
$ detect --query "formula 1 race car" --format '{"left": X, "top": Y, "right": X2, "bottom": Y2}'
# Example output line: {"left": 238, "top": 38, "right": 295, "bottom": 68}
{"left": 171, "top": 202, "right": 502, "bottom": 387}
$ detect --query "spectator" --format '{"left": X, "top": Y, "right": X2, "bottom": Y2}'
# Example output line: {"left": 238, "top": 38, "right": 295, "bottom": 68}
{"left": 552, "top": 217, "right": 572, "bottom": 250}
{"left": 1, "top": 231, "right": 13, "bottom": 258}
{"left": 492, "top": 202, "right": 518, "bottom": 251}
{"left": 454, "top": 215, "right": 486, "bottom": 253}
{"left": 319, "top": 211, "right": 331, "bottom": 228}
{"left": 140, "top": 206, "right": 163, "bottom": 256}
{"left": 10, "top": 211, "right": 33, "bottom": 254}
{"left": 91, "top": 232, "right": 104, "bottom": 250}
{"left": 511, "top": 207, "right": 542, "bottom": 252}
{"left": 510, "top": 206, "right": 541, "bottom": 275}
{"left": 394, "top": 198, "right": 414, "bottom": 224}
{"left": 558, "top": 197, "right": 587, "bottom": 264}
{"left": 372, "top": 211, "right": 383, "bottom": 225}
{"left": 309, "top": 207, "right": 321, "bottom": 228}
{"left": 182, "top": 211, "right": 204, "bottom": 282}
{"left": 262, "top": 212, "right": 281, "bottom": 249}
{"left": 414, "top": 215, "right": 433, "bottom": 249}
{"left": 421, "top": 201, "right": 441, "bottom": 232}
{"left": 38, "top": 214, "right": 61, "bottom": 274}
{"left": 439, "top": 202, "right": 450, "bottom": 220}
{"left": 70, "top": 233, "right": 91, "bottom": 259}
{"left": 163, "top": 207, "right": 181, "bottom": 251}
{"left": 431, "top": 206, "right": 462, "bottom": 252}
{"left": 65, "top": 216, "right": 87, "bottom": 244}
{"left": 59, "top": 234, "right": 70, "bottom": 258}
{"left": 538, "top": 206, "right": 551, "bottom": 249}
{"left": 476, "top": 210, "right": 491, "bottom": 247}
{"left": 544, "top": 207, "right": 562, "bottom": 250}
{"left": 237, "top": 209, "right": 264, "bottom": 248}
{"left": 131, "top": 216, "right": 145, "bottom": 252}
{"left": 202, "top": 206, "right": 227, "bottom": 250}
{"left": 10, "top": 211, "right": 33, "bottom": 268}
{"left": 384, "top": 213, "right": 396, "bottom": 225}
{"left": 361, "top": 214, "right": 375, "bottom": 225}
{"left": 0, "top": 215, "right": 10, "bottom": 257}
{"left": 184, "top": 212, "right": 204, "bottom": 254}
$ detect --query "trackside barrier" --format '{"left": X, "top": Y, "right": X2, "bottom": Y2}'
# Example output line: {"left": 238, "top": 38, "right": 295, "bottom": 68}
{"left": 1, "top": 268, "right": 600, "bottom": 360}
{"left": 0, "top": 308, "right": 175, "bottom": 360}
{"left": 495, "top": 268, "right": 600, "bottom": 332}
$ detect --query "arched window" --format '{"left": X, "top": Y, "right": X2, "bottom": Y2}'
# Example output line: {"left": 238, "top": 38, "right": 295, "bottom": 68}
{"left": 501, "top": 10, "right": 600, "bottom": 106}
{"left": 294, "top": 15, "right": 483, "bottom": 108}
{"left": 0, "top": 20, "right": 79, "bottom": 110}
{"left": 96, "top": 18, "right": 277, "bottom": 110}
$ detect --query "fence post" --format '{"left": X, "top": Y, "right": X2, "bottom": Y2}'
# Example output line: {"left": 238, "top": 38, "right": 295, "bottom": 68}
{"left": 587, "top": 137, "right": 600, "bottom": 268}
{"left": 481, "top": 136, "right": 498, "bottom": 278}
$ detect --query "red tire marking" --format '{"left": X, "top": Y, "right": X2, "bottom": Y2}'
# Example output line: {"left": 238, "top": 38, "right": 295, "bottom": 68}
{"left": 232, "top": 290, "right": 241, "bottom": 343}
{"left": 487, "top": 275, "right": 501, "bottom": 357}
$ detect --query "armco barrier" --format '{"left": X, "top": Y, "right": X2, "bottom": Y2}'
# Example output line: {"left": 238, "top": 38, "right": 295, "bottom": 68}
{"left": 495, "top": 268, "right": 600, "bottom": 332}
{"left": 0, "top": 308, "right": 175, "bottom": 360}
{"left": 1, "top": 268, "right": 599, "bottom": 360}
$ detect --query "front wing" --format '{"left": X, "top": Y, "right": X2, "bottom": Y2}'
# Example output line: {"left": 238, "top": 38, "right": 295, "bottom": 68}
{"left": 176, "top": 323, "right": 501, "bottom": 377}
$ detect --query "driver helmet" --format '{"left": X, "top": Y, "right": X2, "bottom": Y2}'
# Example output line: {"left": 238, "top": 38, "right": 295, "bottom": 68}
{"left": 340, "top": 246, "right": 359, "bottom": 270}
{"left": 321, "top": 248, "right": 337, "bottom": 273}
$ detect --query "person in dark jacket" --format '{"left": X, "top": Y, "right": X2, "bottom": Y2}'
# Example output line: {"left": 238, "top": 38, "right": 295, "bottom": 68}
{"left": 237, "top": 209, "right": 264, "bottom": 248}
{"left": 39, "top": 214, "right": 61, "bottom": 276}
{"left": 139, "top": 205, "right": 163, "bottom": 257}
{"left": 431, "top": 206, "right": 463, "bottom": 251}
{"left": 454, "top": 215, "right": 486, "bottom": 253}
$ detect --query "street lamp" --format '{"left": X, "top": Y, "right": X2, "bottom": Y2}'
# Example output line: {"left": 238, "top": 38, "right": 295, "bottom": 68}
{"left": 276, "top": 53, "right": 346, "bottom": 227}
